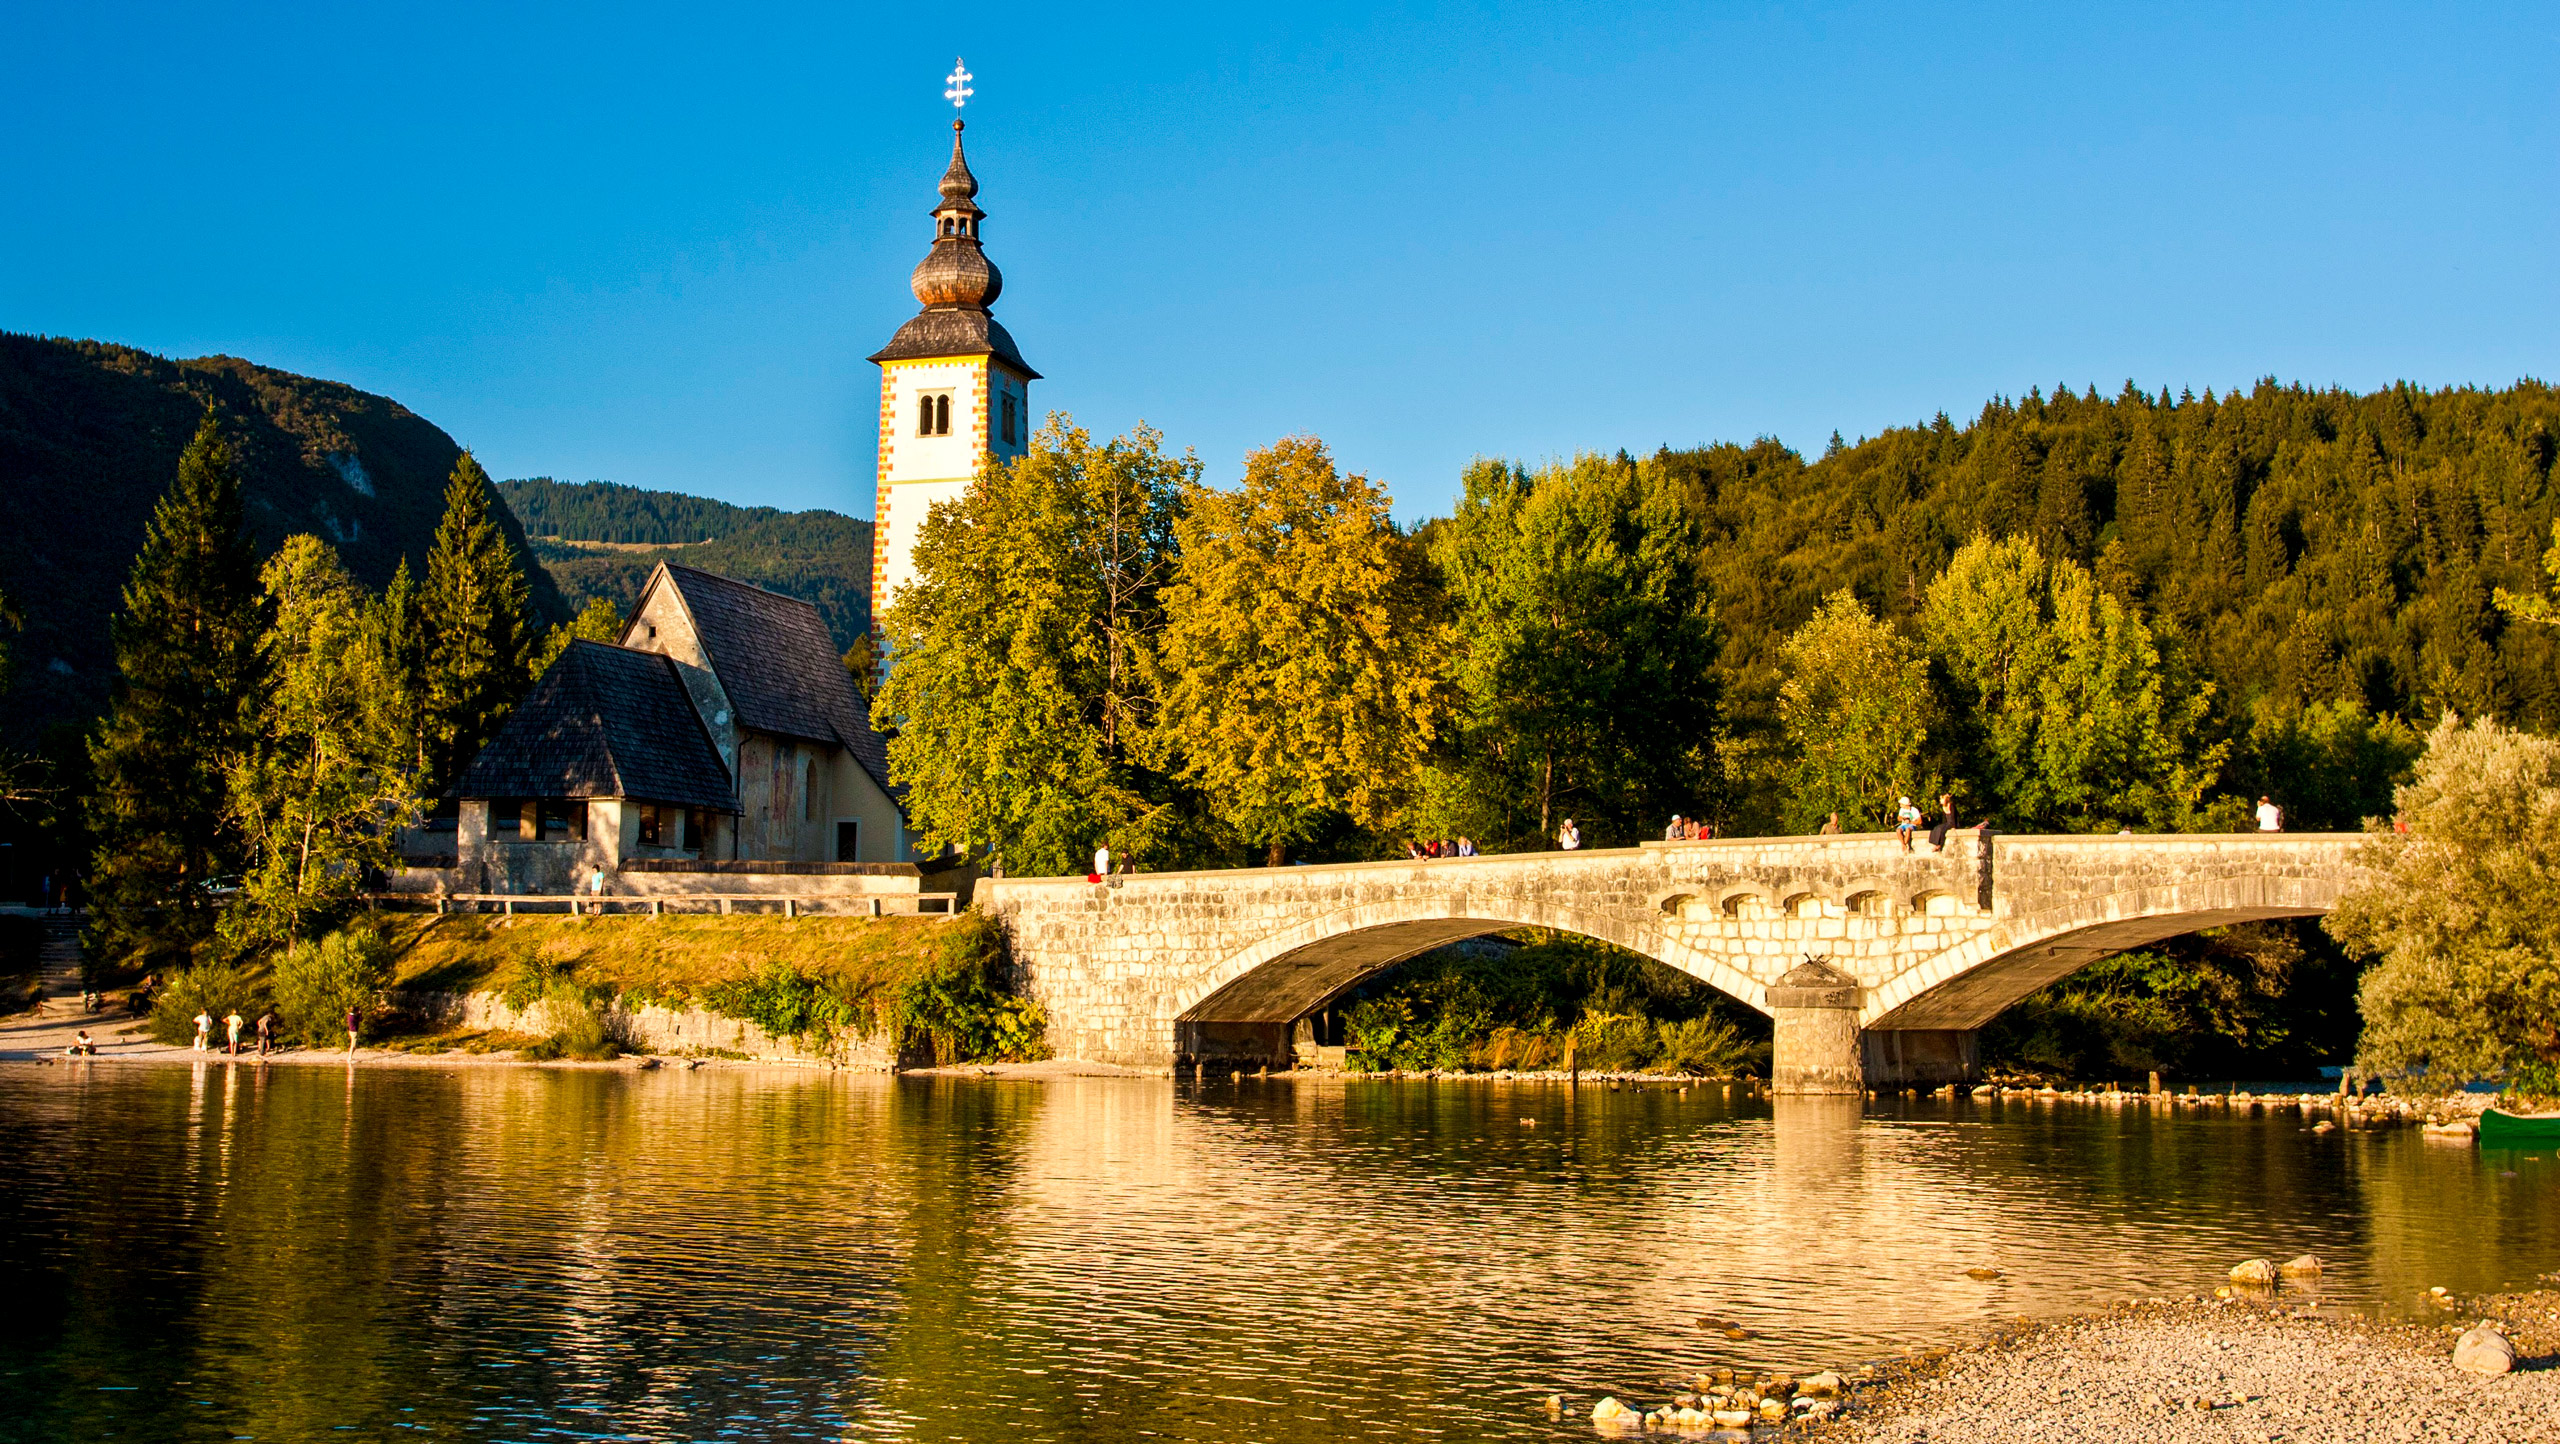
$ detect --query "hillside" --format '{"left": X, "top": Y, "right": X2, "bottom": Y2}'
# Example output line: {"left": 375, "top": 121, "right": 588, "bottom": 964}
{"left": 499, "top": 480, "right": 874, "bottom": 652}
{"left": 0, "top": 333, "right": 562, "bottom": 743}
{"left": 1643, "top": 378, "right": 2560, "bottom": 825}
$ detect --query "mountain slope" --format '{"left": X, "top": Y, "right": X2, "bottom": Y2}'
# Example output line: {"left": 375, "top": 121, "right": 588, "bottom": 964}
{"left": 0, "top": 332, "right": 561, "bottom": 742}
{"left": 500, "top": 480, "right": 873, "bottom": 653}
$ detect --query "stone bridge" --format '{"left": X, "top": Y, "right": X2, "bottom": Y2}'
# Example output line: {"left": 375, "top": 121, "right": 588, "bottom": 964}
{"left": 976, "top": 832, "right": 2371, "bottom": 1091}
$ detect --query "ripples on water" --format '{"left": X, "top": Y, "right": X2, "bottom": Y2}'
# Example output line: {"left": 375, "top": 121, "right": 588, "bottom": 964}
{"left": 0, "top": 1062, "right": 2550, "bottom": 1442}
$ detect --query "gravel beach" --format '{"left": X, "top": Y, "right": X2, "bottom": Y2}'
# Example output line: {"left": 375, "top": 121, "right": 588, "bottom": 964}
{"left": 1815, "top": 1292, "right": 2560, "bottom": 1444}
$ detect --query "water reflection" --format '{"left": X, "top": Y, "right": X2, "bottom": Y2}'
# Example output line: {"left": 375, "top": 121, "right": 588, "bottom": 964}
{"left": 0, "top": 1064, "right": 2549, "bottom": 1443}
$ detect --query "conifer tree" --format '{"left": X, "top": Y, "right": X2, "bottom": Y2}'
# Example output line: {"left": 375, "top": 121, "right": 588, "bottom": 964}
{"left": 85, "top": 413, "right": 266, "bottom": 966}
{"left": 225, "top": 535, "right": 420, "bottom": 952}
{"left": 420, "top": 453, "right": 532, "bottom": 790}
{"left": 1152, "top": 437, "right": 1451, "bottom": 864}
{"left": 528, "top": 597, "right": 624, "bottom": 678}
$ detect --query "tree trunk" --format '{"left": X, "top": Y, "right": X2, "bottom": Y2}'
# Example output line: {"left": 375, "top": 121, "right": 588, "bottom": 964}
{"left": 1265, "top": 838, "right": 1286, "bottom": 868}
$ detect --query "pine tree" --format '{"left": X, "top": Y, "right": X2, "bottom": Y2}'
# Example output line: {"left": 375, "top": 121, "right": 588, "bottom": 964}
{"left": 85, "top": 413, "right": 266, "bottom": 968}
{"left": 528, "top": 597, "right": 624, "bottom": 679}
{"left": 1151, "top": 437, "right": 1452, "bottom": 864}
{"left": 420, "top": 453, "right": 532, "bottom": 790}
{"left": 225, "top": 535, "right": 420, "bottom": 953}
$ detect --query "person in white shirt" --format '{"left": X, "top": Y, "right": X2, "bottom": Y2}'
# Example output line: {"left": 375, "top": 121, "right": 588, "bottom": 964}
{"left": 1557, "top": 819, "right": 1581, "bottom": 851}
{"left": 2255, "top": 796, "right": 2282, "bottom": 832}
{"left": 1092, "top": 845, "right": 1111, "bottom": 879}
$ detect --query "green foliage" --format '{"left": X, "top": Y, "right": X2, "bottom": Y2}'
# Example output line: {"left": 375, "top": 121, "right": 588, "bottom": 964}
{"left": 2229, "top": 697, "right": 2424, "bottom": 832}
{"left": 496, "top": 477, "right": 792, "bottom": 545}
{"left": 86, "top": 414, "right": 266, "bottom": 972}
{"left": 1337, "top": 934, "right": 1770, "bottom": 1075}
{"left": 421, "top": 453, "right": 533, "bottom": 790}
{"left": 701, "top": 914, "right": 1045, "bottom": 1064}
{"left": 2491, "top": 519, "right": 2560, "bottom": 627}
{"left": 1152, "top": 437, "right": 1453, "bottom": 861}
{"left": 1978, "top": 922, "right": 2357, "bottom": 1080}
{"left": 271, "top": 928, "right": 393, "bottom": 1047}
{"left": 875, "top": 418, "right": 1209, "bottom": 876}
{"left": 222, "top": 536, "right": 422, "bottom": 952}
{"left": 148, "top": 962, "right": 265, "bottom": 1045}
{"left": 1921, "top": 535, "right": 2224, "bottom": 831}
{"left": 1778, "top": 589, "right": 1937, "bottom": 831}
{"left": 1427, "top": 454, "right": 1723, "bottom": 849}
{"left": 2327, "top": 716, "right": 2560, "bottom": 1090}
{"left": 518, "top": 992, "right": 616, "bottom": 1061}
{"left": 529, "top": 596, "right": 624, "bottom": 678}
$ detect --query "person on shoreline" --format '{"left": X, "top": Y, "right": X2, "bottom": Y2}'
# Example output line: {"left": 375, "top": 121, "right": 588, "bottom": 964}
{"left": 255, "top": 1009, "right": 276, "bottom": 1057}
{"left": 344, "top": 1007, "right": 361, "bottom": 1055}
{"left": 224, "top": 1009, "right": 244, "bottom": 1057}
{"left": 67, "top": 1028, "right": 95, "bottom": 1057}
{"left": 192, "top": 1009, "right": 212, "bottom": 1053}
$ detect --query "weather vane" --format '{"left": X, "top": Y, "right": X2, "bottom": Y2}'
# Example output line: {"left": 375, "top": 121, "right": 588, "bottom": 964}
{"left": 944, "top": 58, "right": 974, "bottom": 112}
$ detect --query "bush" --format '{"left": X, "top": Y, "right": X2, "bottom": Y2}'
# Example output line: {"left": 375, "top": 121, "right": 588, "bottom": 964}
{"left": 272, "top": 928, "right": 392, "bottom": 1047}
{"left": 1657, "top": 1015, "right": 1756, "bottom": 1076}
{"left": 519, "top": 990, "right": 618, "bottom": 1062}
{"left": 700, "top": 914, "right": 1046, "bottom": 1065}
{"left": 148, "top": 964, "right": 265, "bottom": 1045}
{"left": 1573, "top": 1012, "right": 1660, "bottom": 1072}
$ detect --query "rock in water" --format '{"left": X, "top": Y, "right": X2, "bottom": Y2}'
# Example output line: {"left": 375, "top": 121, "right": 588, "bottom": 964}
{"left": 1965, "top": 1266, "right": 2003, "bottom": 1280}
{"left": 1591, "top": 1396, "right": 1634, "bottom": 1423}
{"left": 2229, "top": 1258, "right": 2279, "bottom": 1286}
{"left": 1711, "top": 1408, "right": 1754, "bottom": 1427}
{"left": 2454, "top": 1325, "right": 2517, "bottom": 1375}
{"left": 2280, "top": 1254, "right": 2323, "bottom": 1277}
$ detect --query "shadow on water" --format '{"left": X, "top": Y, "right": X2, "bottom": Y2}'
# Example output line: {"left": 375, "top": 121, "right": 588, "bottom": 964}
{"left": 0, "top": 1062, "right": 2550, "bottom": 1443}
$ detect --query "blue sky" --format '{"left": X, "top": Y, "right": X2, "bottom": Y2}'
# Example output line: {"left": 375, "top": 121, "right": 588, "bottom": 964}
{"left": 6, "top": 3, "right": 2555, "bottom": 521}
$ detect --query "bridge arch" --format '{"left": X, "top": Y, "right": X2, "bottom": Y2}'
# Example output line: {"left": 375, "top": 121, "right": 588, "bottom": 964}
{"left": 1171, "top": 896, "right": 1769, "bottom": 1062}
{"left": 1860, "top": 872, "right": 2348, "bottom": 1030}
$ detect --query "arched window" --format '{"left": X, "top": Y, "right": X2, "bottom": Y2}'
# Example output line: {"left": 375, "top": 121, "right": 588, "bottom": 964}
{"left": 934, "top": 395, "right": 950, "bottom": 435}
{"left": 917, "top": 393, "right": 933, "bottom": 435}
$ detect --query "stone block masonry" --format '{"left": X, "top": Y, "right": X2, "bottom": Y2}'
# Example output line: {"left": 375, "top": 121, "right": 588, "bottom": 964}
{"left": 977, "top": 833, "right": 2370, "bottom": 1091}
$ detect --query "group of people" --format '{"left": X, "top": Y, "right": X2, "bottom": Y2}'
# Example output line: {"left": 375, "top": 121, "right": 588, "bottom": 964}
{"left": 1662, "top": 815, "right": 1717, "bottom": 842}
{"left": 1405, "top": 837, "right": 1479, "bottom": 860}
{"left": 180, "top": 1007, "right": 364, "bottom": 1057}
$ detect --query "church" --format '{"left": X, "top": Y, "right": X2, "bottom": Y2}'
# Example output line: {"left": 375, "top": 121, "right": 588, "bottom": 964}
{"left": 435, "top": 96, "right": 1032, "bottom": 889}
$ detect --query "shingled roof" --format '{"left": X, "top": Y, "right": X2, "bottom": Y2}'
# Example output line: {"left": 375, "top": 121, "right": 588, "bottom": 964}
{"left": 653, "top": 564, "right": 898, "bottom": 800}
{"left": 449, "top": 641, "right": 735, "bottom": 811}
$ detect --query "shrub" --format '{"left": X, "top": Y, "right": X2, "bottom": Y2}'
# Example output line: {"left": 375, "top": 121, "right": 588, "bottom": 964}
{"left": 272, "top": 928, "right": 392, "bottom": 1047}
{"left": 148, "top": 964, "right": 265, "bottom": 1045}
{"left": 1656, "top": 1015, "right": 1755, "bottom": 1076}
{"left": 1572, "top": 1011, "right": 1660, "bottom": 1072}
{"left": 700, "top": 914, "right": 1046, "bottom": 1065}
{"left": 520, "top": 991, "right": 617, "bottom": 1061}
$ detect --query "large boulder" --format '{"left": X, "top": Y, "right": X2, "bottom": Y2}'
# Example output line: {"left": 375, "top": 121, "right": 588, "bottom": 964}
{"left": 2454, "top": 1326, "right": 2517, "bottom": 1376}
{"left": 2229, "top": 1258, "right": 2279, "bottom": 1286}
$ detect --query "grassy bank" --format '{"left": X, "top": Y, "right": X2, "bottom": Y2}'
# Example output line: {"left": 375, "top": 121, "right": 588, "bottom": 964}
{"left": 377, "top": 911, "right": 1044, "bottom": 1064}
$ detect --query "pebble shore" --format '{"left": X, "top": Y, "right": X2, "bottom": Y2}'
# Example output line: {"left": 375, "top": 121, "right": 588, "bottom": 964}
{"left": 1738, "top": 1289, "right": 2559, "bottom": 1444}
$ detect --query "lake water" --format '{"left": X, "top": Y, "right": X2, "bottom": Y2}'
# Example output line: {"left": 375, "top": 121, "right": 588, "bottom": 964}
{"left": 1, "top": 1062, "right": 2552, "bottom": 1443}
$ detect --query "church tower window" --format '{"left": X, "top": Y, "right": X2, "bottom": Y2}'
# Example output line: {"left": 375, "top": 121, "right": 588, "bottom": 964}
{"left": 917, "top": 392, "right": 951, "bottom": 436}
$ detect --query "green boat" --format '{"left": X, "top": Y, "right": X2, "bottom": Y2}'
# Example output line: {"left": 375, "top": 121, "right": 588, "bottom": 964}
{"left": 2479, "top": 1108, "right": 2560, "bottom": 1146}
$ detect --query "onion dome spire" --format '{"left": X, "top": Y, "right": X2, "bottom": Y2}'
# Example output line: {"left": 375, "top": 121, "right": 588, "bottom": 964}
{"left": 868, "top": 60, "right": 1037, "bottom": 377}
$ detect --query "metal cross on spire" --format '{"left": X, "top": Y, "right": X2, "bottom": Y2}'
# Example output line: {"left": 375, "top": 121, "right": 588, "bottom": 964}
{"left": 944, "top": 58, "right": 974, "bottom": 111}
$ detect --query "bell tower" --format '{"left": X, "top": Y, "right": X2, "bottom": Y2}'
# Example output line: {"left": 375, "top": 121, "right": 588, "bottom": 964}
{"left": 869, "top": 59, "right": 1039, "bottom": 629}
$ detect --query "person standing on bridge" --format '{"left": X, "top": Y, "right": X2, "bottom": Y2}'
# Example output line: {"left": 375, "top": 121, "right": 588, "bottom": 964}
{"left": 1558, "top": 819, "right": 1582, "bottom": 851}
{"left": 2256, "top": 796, "right": 2283, "bottom": 832}
{"left": 1819, "top": 813, "right": 1841, "bottom": 836}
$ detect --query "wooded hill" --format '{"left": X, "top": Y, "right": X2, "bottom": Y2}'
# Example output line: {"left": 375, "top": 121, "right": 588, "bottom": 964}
{"left": 0, "top": 334, "right": 562, "bottom": 744}
{"left": 497, "top": 479, "right": 874, "bottom": 653}
{"left": 1660, "top": 379, "right": 2559, "bottom": 828}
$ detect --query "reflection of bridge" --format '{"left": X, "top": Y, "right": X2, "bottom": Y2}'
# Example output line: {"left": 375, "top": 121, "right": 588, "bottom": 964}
{"left": 978, "top": 833, "right": 2370, "bottom": 1091}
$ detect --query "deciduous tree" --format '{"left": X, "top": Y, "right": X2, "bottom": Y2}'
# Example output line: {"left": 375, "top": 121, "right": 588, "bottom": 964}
{"left": 1920, "top": 535, "right": 2223, "bottom": 831}
{"left": 529, "top": 597, "right": 624, "bottom": 678}
{"left": 421, "top": 454, "right": 533, "bottom": 790}
{"left": 1426, "top": 454, "right": 1721, "bottom": 848}
{"left": 1152, "top": 437, "right": 1452, "bottom": 863}
{"left": 1777, "top": 590, "right": 1936, "bottom": 832}
{"left": 85, "top": 414, "right": 265, "bottom": 967}
{"left": 2327, "top": 716, "right": 2560, "bottom": 1090}
{"left": 873, "top": 418, "right": 1201, "bottom": 876}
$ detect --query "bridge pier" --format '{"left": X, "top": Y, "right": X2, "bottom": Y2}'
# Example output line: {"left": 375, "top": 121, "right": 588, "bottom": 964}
{"left": 1767, "top": 960, "right": 1865, "bottom": 1095}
